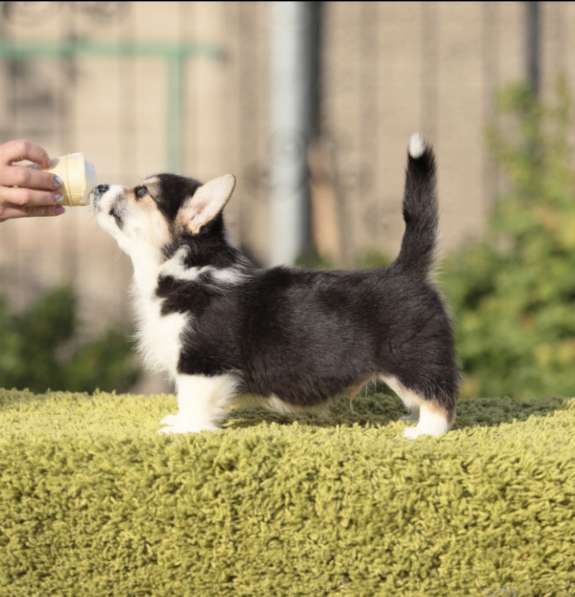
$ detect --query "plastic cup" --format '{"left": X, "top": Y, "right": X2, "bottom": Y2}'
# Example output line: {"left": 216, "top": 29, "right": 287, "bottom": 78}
{"left": 44, "top": 153, "right": 97, "bottom": 206}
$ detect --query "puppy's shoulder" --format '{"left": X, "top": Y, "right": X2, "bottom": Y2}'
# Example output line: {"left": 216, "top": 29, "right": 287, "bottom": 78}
{"left": 249, "top": 264, "right": 329, "bottom": 289}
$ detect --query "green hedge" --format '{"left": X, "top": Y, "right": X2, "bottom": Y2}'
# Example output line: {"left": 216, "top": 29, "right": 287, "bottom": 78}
{"left": 442, "top": 81, "right": 575, "bottom": 401}
{"left": 0, "top": 288, "right": 140, "bottom": 393}
{"left": 1, "top": 389, "right": 574, "bottom": 595}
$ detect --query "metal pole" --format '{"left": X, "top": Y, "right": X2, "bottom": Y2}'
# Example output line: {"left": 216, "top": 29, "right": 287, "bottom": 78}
{"left": 525, "top": 0, "right": 542, "bottom": 178}
{"left": 526, "top": 1, "right": 540, "bottom": 97}
{"left": 269, "top": 1, "right": 315, "bottom": 266}
{"left": 168, "top": 54, "right": 185, "bottom": 173}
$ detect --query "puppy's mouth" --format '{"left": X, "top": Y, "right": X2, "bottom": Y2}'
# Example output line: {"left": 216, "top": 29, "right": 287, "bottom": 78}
{"left": 109, "top": 204, "right": 124, "bottom": 228}
{"left": 90, "top": 185, "right": 126, "bottom": 229}
{"left": 89, "top": 189, "right": 100, "bottom": 210}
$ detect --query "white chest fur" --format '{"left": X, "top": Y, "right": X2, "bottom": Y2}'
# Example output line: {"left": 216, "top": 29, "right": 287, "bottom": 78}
{"left": 129, "top": 251, "right": 189, "bottom": 379}
{"left": 133, "top": 290, "right": 187, "bottom": 378}
{"left": 128, "top": 246, "right": 242, "bottom": 379}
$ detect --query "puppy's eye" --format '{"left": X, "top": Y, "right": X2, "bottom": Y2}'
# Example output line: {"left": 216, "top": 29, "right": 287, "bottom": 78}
{"left": 134, "top": 185, "right": 148, "bottom": 200}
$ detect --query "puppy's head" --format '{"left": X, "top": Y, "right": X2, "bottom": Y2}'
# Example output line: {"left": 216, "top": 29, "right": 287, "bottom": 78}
{"left": 91, "top": 173, "right": 236, "bottom": 257}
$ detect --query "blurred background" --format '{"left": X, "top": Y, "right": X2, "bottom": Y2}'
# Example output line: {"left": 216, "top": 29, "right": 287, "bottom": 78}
{"left": 1, "top": 1, "right": 575, "bottom": 400}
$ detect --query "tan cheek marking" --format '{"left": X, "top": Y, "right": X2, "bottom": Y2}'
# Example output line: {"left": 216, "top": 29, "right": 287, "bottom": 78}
{"left": 127, "top": 192, "right": 158, "bottom": 213}
{"left": 126, "top": 190, "right": 172, "bottom": 246}
{"left": 152, "top": 212, "right": 172, "bottom": 247}
{"left": 141, "top": 196, "right": 160, "bottom": 212}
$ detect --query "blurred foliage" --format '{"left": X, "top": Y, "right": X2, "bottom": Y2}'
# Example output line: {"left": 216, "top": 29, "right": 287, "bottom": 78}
{"left": 442, "top": 80, "right": 575, "bottom": 399}
{"left": 0, "top": 287, "right": 141, "bottom": 393}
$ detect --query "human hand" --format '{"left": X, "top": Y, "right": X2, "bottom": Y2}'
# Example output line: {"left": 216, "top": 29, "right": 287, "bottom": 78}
{"left": 0, "top": 139, "right": 65, "bottom": 222}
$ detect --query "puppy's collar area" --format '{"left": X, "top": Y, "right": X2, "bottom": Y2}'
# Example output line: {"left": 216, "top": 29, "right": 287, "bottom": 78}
{"left": 161, "top": 235, "right": 253, "bottom": 272}
{"left": 157, "top": 245, "right": 249, "bottom": 288}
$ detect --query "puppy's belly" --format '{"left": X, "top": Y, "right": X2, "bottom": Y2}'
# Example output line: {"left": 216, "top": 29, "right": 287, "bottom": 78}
{"left": 237, "top": 374, "right": 355, "bottom": 409}
{"left": 266, "top": 394, "right": 331, "bottom": 416}
{"left": 230, "top": 393, "right": 330, "bottom": 417}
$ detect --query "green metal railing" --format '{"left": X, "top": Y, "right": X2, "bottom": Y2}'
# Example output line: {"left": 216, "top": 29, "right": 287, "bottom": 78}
{"left": 0, "top": 40, "right": 226, "bottom": 172}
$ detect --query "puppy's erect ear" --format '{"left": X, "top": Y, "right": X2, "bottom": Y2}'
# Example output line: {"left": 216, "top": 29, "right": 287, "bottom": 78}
{"left": 179, "top": 174, "right": 236, "bottom": 234}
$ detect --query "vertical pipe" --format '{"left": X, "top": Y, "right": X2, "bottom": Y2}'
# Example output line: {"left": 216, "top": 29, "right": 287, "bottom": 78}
{"left": 168, "top": 53, "right": 185, "bottom": 173}
{"left": 526, "top": 1, "right": 540, "bottom": 98}
{"left": 482, "top": 2, "right": 499, "bottom": 211}
{"left": 269, "top": 1, "right": 315, "bottom": 266}
{"left": 525, "top": 0, "right": 542, "bottom": 178}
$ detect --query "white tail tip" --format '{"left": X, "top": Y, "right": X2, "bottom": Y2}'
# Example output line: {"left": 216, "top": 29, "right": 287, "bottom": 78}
{"left": 408, "top": 133, "right": 426, "bottom": 159}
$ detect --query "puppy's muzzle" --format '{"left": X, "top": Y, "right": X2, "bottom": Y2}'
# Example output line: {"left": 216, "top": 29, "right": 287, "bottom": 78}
{"left": 90, "top": 184, "right": 110, "bottom": 207}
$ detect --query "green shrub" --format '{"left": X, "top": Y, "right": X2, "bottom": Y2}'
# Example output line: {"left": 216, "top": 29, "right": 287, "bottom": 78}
{"left": 442, "top": 80, "right": 575, "bottom": 398}
{"left": 0, "top": 287, "right": 141, "bottom": 393}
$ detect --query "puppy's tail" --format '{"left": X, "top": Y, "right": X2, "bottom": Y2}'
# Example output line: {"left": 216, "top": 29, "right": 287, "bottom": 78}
{"left": 394, "top": 133, "right": 438, "bottom": 276}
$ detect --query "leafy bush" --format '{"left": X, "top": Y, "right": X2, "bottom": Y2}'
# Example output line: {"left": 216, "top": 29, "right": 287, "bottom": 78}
{"left": 442, "top": 80, "right": 575, "bottom": 399}
{"left": 0, "top": 287, "right": 141, "bottom": 393}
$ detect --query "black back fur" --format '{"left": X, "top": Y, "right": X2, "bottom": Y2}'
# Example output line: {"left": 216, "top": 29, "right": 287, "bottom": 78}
{"left": 153, "top": 144, "right": 459, "bottom": 414}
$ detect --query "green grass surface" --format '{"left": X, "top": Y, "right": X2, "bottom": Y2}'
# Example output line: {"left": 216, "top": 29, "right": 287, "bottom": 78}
{"left": 1, "top": 388, "right": 574, "bottom": 596}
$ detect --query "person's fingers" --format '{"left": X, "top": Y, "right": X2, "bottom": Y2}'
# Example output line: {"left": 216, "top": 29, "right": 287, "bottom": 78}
{"left": 0, "top": 165, "right": 61, "bottom": 191}
{"left": 0, "top": 204, "right": 65, "bottom": 222}
{"left": 0, "top": 186, "right": 62, "bottom": 207}
{"left": 0, "top": 139, "right": 51, "bottom": 168}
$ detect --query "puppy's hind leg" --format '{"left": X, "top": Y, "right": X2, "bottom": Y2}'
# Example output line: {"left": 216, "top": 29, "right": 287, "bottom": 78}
{"left": 160, "top": 373, "right": 238, "bottom": 434}
{"left": 380, "top": 375, "right": 455, "bottom": 438}
{"left": 402, "top": 399, "right": 453, "bottom": 439}
{"left": 380, "top": 375, "right": 420, "bottom": 421}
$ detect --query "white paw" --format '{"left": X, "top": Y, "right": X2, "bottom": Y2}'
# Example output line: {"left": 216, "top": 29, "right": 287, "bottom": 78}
{"left": 160, "top": 414, "right": 180, "bottom": 426}
{"left": 159, "top": 425, "right": 198, "bottom": 435}
{"left": 159, "top": 421, "right": 219, "bottom": 435}
{"left": 403, "top": 426, "right": 424, "bottom": 440}
{"left": 403, "top": 425, "right": 448, "bottom": 439}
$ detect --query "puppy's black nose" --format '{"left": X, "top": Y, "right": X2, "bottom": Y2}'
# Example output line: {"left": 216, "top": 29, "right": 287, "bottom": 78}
{"left": 94, "top": 184, "right": 109, "bottom": 195}
{"left": 90, "top": 184, "right": 111, "bottom": 207}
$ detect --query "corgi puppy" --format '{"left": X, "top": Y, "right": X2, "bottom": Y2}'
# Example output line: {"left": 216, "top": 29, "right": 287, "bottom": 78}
{"left": 91, "top": 134, "right": 458, "bottom": 438}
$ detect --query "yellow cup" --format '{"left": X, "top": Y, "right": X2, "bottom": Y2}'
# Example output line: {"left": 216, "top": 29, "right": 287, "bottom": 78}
{"left": 45, "top": 153, "right": 97, "bottom": 206}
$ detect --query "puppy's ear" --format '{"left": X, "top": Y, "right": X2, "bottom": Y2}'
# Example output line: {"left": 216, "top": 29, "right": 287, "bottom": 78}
{"left": 179, "top": 174, "right": 236, "bottom": 234}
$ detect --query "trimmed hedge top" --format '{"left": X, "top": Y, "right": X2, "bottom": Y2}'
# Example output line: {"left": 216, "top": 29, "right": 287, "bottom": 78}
{"left": 1, "top": 389, "right": 574, "bottom": 596}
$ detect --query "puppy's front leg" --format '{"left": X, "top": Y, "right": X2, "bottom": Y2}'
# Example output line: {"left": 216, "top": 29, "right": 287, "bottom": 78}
{"left": 160, "top": 374, "right": 238, "bottom": 434}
